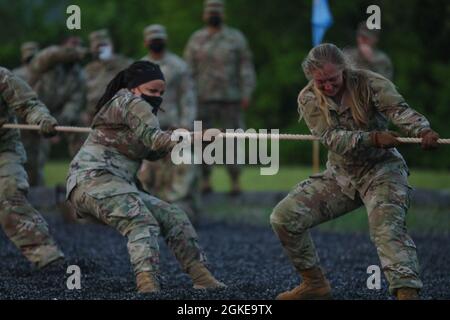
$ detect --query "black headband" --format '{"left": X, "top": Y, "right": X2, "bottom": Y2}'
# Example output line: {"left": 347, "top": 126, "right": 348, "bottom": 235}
{"left": 126, "top": 61, "right": 165, "bottom": 89}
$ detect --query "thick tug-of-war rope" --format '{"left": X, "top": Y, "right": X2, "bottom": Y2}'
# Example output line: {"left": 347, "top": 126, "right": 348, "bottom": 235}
{"left": 2, "top": 123, "right": 450, "bottom": 144}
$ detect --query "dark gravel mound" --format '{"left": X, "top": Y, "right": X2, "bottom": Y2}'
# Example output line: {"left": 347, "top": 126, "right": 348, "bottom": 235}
{"left": 0, "top": 215, "right": 449, "bottom": 300}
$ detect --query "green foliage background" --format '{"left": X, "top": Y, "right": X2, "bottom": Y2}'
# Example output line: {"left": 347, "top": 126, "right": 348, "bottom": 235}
{"left": 1, "top": 0, "right": 449, "bottom": 169}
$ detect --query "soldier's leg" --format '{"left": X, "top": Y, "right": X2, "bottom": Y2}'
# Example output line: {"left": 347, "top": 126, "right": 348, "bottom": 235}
{"left": 361, "top": 170, "right": 422, "bottom": 295}
{"left": 139, "top": 191, "right": 206, "bottom": 271}
{"left": 270, "top": 174, "right": 362, "bottom": 272}
{"left": 0, "top": 152, "right": 63, "bottom": 268}
{"left": 198, "top": 102, "right": 214, "bottom": 192}
{"left": 70, "top": 182, "right": 161, "bottom": 276}
{"left": 139, "top": 191, "right": 223, "bottom": 288}
{"left": 220, "top": 103, "right": 244, "bottom": 193}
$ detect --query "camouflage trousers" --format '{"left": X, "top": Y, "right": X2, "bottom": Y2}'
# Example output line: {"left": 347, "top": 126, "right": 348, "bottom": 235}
{"left": 0, "top": 151, "right": 64, "bottom": 268}
{"left": 198, "top": 102, "right": 245, "bottom": 182}
{"left": 270, "top": 168, "right": 423, "bottom": 294}
{"left": 138, "top": 157, "right": 201, "bottom": 222}
{"left": 69, "top": 172, "right": 207, "bottom": 276}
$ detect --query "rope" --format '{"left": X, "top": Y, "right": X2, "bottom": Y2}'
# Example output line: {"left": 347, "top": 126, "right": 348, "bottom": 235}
{"left": 2, "top": 123, "right": 450, "bottom": 144}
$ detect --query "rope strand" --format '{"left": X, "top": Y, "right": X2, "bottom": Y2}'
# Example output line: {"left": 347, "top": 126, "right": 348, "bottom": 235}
{"left": 2, "top": 123, "right": 449, "bottom": 144}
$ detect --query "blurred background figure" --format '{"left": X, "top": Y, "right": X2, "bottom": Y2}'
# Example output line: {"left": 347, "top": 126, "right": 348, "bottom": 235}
{"left": 83, "top": 29, "right": 132, "bottom": 125}
{"left": 17, "top": 37, "right": 86, "bottom": 186}
{"left": 138, "top": 24, "right": 200, "bottom": 222}
{"left": 344, "top": 22, "right": 393, "bottom": 80}
{"left": 184, "top": 0, "right": 256, "bottom": 196}
{"left": 13, "top": 42, "right": 39, "bottom": 83}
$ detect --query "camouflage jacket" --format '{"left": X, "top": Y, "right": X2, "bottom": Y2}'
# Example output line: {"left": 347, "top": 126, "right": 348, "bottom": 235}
{"left": 141, "top": 52, "right": 197, "bottom": 130}
{"left": 0, "top": 67, "right": 55, "bottom": 155}
{"left": 344, "top": 47, "right": 393, "bottom": 80}
{"left": 84, "top": 55, "right": 132, "bottom": 119}
{"left": 298, "top": 70, "right": 431, "bottom": 199}
{"left": 184, "top": 26, "right": 256, "bottom": 103}
{"left": 66, "top": 89, "right": 175, "bottom": 198}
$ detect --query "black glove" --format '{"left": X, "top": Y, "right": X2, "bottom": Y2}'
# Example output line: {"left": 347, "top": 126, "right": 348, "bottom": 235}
{"left": 419, "top": 129, "right": 439, "bottom": 150}
{"left": 40, "top": 117, "right": 58, "bottom": 138}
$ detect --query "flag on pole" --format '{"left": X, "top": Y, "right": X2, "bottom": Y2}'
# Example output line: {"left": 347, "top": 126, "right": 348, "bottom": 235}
{"left": 312, "top": 0, "right": 333, "bottom": 46}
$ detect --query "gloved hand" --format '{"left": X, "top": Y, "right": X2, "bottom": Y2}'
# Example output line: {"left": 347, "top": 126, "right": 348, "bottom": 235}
{"left": 419, "top": 129, "right": 439, "bottom": 150}
{"left": 370, "top": 131, "right": 400, "bottom": 149}
{"left": 40, "top": 117, "right": 58, "bottom": 138}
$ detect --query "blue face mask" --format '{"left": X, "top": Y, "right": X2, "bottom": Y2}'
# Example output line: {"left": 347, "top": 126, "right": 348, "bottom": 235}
{"left": 141, "top": 94, "right": 163, "bottom": 115}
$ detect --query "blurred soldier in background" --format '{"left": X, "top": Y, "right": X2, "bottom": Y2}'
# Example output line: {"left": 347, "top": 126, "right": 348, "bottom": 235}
{"left": 344, "top": 22, "right": 393, "bottom": 80}
{"left": 13, "top": 42, "right": 39, "bottom": 83}
{"left": 138, "top": 24, "right": 200, "bottom": 222}
{"left": 20, "top": 37, "right": 86, "bottom": 185}
{"left": 83, "top": 29, "right": 132, "bottom": 125}
{"left": 13, "top": 42, "right": 45, "bottom": 186}
{"left": 184, "top": 0, "right": 256, "bottom": 196}
{"left": 0, "top": 66, "right": 64, "bottom": 268}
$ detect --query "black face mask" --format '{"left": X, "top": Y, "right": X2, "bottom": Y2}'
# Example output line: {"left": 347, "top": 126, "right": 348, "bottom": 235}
{"left": 141, "top": 94, "right": 163, "bottom": 115}
{"left": 207, "top": 15, "right": 222, "bottom": 27}
{"left": 148, "top": 41, "right": 166, "bottom": 54}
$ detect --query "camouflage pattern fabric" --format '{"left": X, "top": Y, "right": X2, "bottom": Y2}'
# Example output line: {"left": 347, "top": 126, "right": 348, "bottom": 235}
{"left": 344, "top": 47, "right": 393, "bottom": 80}
{"left": 0, "top": 67, "right": 63, "bottom": 267}
{"left": 66, "top": 89, "right": 207, "bottom": 275}
{"left": 271, "top": 69, "right": 430, "bottom": 294}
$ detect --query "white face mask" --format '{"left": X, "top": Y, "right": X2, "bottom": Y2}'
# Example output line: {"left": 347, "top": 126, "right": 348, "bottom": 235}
{"left": 98, "top": 45, "right": 112, "bottom": 60}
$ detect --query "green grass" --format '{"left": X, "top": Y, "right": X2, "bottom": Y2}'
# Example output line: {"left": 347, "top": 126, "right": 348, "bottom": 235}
{"left": 44, "top": 161, "right": 450, "bottom": 191}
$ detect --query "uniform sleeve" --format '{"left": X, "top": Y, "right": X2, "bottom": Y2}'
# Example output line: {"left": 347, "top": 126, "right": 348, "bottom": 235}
{"left": 124, "top": 99, "right": 176, "bottom": 153}
{"left": 370, "top": 75, "right": 431, "bottom": 137}
{"left": 298, "top": 90, "right": 371, "bottom": 156}
{"left": 0, "top": 69, "right": 55, "bottom": 125}
{"left": 59, "top": 70, "right": 86, "bottom": 125}
{"left": 238, "top": 33, "right": 257, "bottom": 100}
{"left": 29, "top": 46, "right": 83, "bottom": 75}
{"left": 177, "top": 64, "right": 198, "bottom": 129}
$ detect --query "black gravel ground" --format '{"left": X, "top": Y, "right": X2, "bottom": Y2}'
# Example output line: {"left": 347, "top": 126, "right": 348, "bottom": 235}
{"left": 0, "top": 215, "right": 449, "bottom": 300}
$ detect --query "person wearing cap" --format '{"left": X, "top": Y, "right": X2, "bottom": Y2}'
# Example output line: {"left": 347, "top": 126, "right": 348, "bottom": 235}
{"left": 67, "top": 61, "right": 225, "bottom": 293}
{"left": 138, "top": 24, "right": 200, "bottom": 222}
{"left": 184, "top": 0, "right": 257, "bottom": 196}
{"left": 17, "top": 37, "right": 87, "bottom": 186}
{"left": 0, "top": 66, "right": 64, "bottom": 269}
{"left": 344, "top": 22, "right": 393, "bottom": 80}
{"left": 83, "top": 29, "right": 132, "bottom": 124}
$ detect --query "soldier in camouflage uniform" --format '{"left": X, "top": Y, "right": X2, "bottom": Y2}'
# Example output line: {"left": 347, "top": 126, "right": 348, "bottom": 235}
{"left": 83, "top": 29, "right": 132, "bottom": 124}
{"left": 0, "top": 66, "right": 64, "bottom": 268}
{"left": 344, "top": 22, "right": 393, "bottom": 80}
{"left": 26, "top": 37, "right": 87, "bottom": 188}
{"left": 13, "top": 42, "right": 45, "bottom": 186}
{"left": 66, "top": 61, "right": 225, "bottom": 293}
{"left": 184, "top": 0, "right": 256, "bottom": 195}
{"left": 138, "top": 24, "right": 200, "bottom": 221}
{"left": 271, "top": 44, "right": 439, "bottom": 300}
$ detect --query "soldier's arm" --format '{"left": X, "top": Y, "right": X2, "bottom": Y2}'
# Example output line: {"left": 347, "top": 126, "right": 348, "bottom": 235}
{"left": 124, "top": 99, "right": 176, "bottom": 153}
{"left": 0, "top": 69, "right": 55, "bottom": 125}
{"left": 370, "top": 75, "right": 431, "bottom": 137}
{"left": 59, "top": 71, "right": 87, "bottom": 125}
{"left": 29, "top": 45, "right": 84, "bottom": 75}
{"left": 238, "top": 34, "right": 257, "bottom": 100}
{"left": 298, "top": 91, "right": 371, "bottom": 156}
{"left": 178, "top": 65, "right": 198, "bottom": 130}
{"left": 374, "top": 53, "right": 393, "bottom": 80}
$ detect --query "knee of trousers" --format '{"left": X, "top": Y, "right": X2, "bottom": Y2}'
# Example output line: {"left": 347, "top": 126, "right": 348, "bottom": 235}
{"left": 270, "top": 196, "right": 311, "bottom": 235}
{"left": 368, "top": 203, "right": 407, "bottom": 244}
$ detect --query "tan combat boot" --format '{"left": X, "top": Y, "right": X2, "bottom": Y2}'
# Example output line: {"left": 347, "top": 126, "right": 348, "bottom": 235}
{"left": 136, "top": 272, "right": 160, "bottom": 293}
{"left": 188, "top": 264, "right": 226, "bottom": 289}
{"left": 276, "top": 266, "right": 332, "bottom": 300}
{"left": 396, "top": 288, "right": 419, "bottom": 300}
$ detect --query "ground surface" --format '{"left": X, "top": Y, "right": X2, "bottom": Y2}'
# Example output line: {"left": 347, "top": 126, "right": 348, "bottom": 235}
{"left": 1, "top": 215, "right": 449, "bottom": 300}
